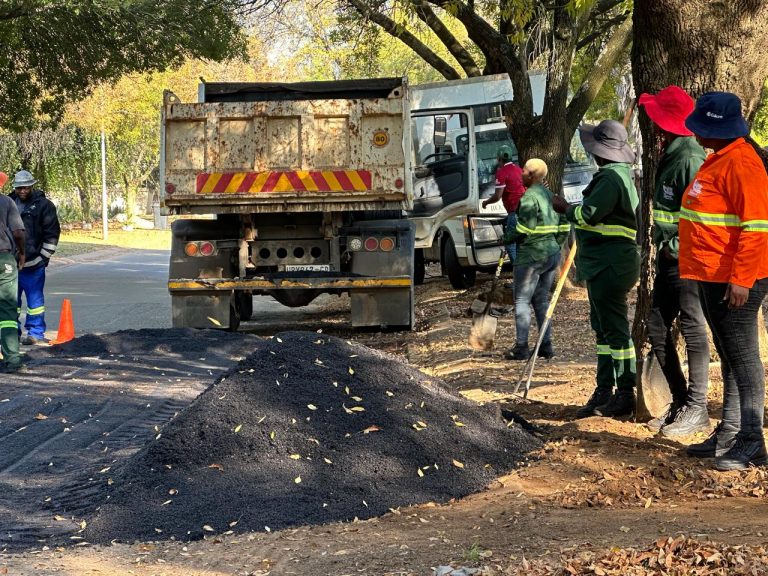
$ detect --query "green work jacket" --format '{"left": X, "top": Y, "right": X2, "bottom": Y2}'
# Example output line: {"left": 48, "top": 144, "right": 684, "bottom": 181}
{"left": 565, "top": 162, "right": 639, "bottom": 281}
{"left": 504, "top": 183, "right": 569, "bottom": 266}
{"left": 652, "top": 136, "right": 706, "bottom": 259}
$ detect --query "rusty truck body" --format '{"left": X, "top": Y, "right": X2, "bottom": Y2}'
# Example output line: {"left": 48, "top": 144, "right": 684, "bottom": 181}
{"left": 161, "top": 79, "right": 415, "bottom": 330}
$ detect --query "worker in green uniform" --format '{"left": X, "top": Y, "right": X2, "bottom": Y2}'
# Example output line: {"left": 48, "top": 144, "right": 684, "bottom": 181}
{"left": 553, "top": 120, "right": 640, "bottom": 418}
{"left": 503, "top": 158, "right": 570, "bottom": 360}
{"left": 639, "top": 86, "right": 710, "bottom": 437}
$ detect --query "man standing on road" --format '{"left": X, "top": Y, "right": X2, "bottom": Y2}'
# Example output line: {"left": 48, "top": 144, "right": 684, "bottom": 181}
{"left": 10, "top": 170, "right": 60, "bottom": 345}
{"left": 552, "top": 120, "right": 640, "bottom": 419}
{"left": 639, "top": 86, "right": 710, "bottom": 438}
{"left": 482, "top": 145, "right": 525, "bottom": 266}
{"left": 0, "top": 172, "right": 27, "bottom": 373}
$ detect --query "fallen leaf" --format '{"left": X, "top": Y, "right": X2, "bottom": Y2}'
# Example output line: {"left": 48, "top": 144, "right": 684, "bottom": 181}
{"left": 351, "top": 396, "right": 362, "bottom": 402}
{"left": 307, "top": 404, "right": 318, "bottom": 411}
{"left": 208, "top": 463, "right": 224, "bottom": 471}
{"left": 350, "top": 406, "right": 365, "bottom": 412}
{"left": 294, "top": 476, "right": 302, "bottom": 484}
{"left": 362, "top": 425, "right": 381, "bottom": 434}
{"left": 323, "top": 458, "right": 333, "bottom": 464}
{"left": 452, "top": 459, "right": 465, "bottom": 469}
{"left": 386, "top": 390, "right": 394, "bottom": 397}
{"left": 417, "top": 468, "right": 424, "bottom": 477}
{"left": 265, "top": 526, "right": 271, "bottom": 532}
{"left": 99, "top": 467, "right": 110, "bottom": 473}
{"left": 454, "top": 421, "right": 466, "bottom": 427}
{"left": 270, "top": 431, "right": 276, "bottom": 440}
{"left": 619, "top": 526, "right": 630, "bottom": 533}
{"left": 207, "top": 317, "right": 222, "bottom": 327}
{"left": 34, "top": 413, "right": 48, "bottom": 420}
{"left": 290, "top": 454, "right": 301, "bottom": 460}
{"left": 162, "top": 500, "right": 172, "bottom": 506}
{"left": 202, "top": 525, "right": 215, "bottom": 532}
{"left": 276, "top": 337, "right": 283, "bottom": 343}
{"left": 234, "top": 424, "right": 242, "bottom": 433}
{"left": 53, "top": 515, "right": 65, "bottom": 521}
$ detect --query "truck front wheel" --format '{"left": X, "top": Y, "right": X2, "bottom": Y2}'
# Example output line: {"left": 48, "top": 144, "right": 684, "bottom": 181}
{"left": 442, "top": 236, "right": 476, "bottom": 289}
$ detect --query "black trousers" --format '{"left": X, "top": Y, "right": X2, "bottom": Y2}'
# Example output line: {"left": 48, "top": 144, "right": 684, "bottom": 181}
{"left": 647, "top": 258, "right": 710, "bottom": 407}
{"left": 697, "top": 279, "right": 768, "bottom": 440}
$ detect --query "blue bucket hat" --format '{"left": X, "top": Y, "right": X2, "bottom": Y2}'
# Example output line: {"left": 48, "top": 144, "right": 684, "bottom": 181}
{"left": 684, "top": 92, "right": 749, "bottom": 139}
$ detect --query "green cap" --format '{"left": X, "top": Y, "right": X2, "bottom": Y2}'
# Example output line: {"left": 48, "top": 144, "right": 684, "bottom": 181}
{"left": 497, "top": 145, "right": 514, "bottom": 161}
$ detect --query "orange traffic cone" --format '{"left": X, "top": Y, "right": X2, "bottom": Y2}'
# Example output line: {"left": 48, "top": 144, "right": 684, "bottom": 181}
{"left": 51, "top": 299, "right": 75, "bottom": 345}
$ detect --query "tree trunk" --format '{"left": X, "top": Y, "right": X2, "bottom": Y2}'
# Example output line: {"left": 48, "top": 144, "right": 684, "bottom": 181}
{"left": 632, "top": 0, "right": 768, "bottom": 358}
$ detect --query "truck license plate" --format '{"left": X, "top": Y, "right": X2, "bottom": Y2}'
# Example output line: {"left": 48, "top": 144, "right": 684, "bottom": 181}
{"left": 285, "top": 264, "right": 331, "bottom": 271}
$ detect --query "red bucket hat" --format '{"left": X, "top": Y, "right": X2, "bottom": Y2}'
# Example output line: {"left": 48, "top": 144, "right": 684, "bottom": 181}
{"left": 0, "top": 172, "right": 7, "bottom": 188}
{"left": 638, "top": 85, "right": 695, "bottom": 136}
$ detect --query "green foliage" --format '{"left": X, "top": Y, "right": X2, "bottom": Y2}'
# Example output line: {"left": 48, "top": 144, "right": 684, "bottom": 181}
{"left": 0, "top": 0, "right": 247, "bottom": 131}
{"left": 752, "top": 80, "right": 768, "bottom": 146}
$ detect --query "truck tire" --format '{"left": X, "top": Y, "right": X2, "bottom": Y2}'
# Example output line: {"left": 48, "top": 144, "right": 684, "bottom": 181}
{"left": 227, "top": 300, "right": 241, "bottom": 332}
{"left": 236, "top": 291, "right": 253, "bottom": 321}
{"left": 442, "top": 236, "right": 476, "bottom": 289}
{"left": 414, "top": 249, "right": 425, "bottom": 286}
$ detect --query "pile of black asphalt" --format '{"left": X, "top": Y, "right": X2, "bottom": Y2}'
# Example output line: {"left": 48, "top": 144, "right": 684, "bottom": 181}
{"left": 83, "top": 331, "right": 541, "bottom": 544}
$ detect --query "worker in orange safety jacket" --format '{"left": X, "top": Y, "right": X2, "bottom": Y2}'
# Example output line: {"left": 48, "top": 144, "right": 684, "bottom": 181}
{"left": 678, "top": 91, "right": 768, "bottom": 471}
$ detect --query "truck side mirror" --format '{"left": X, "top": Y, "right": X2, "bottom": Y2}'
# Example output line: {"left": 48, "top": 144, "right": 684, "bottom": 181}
{"left": 433, "top": 116, "right": 447, "bottom": 147}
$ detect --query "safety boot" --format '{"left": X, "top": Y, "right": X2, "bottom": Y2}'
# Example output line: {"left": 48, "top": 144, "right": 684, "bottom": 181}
{"left": 646, "top": 403, "right": 678, "bottom": 433}
{"left": 505, "top": 344, "right": 530, "bottom": 361}
{"left": 715, "top": 437, "right": 768, "bottom": 471}
{"left": 661, "top": 404, "right": 710, "bottom": 438}
{"left": 537, "top": 342, "right": 555, "bottom": 360}
{"left": 575, "top": 387, "right": 613, "bottom": 419}
{"left": 594, "top": 388, "right": 636, "bottom": 418}
{"left": 686, "top": 422, "right": 737, "bottom": 458}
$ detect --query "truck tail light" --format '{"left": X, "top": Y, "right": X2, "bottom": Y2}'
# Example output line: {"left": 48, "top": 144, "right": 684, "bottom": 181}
{"left": 184, "top": 241, "right": 217, "bottom": 257}
{"left": 379, "top": 237, "right": 395, "bottom": 252}
{"left": 165, "top": 182, "right": 176, "bottom": 195}
{"left": 364, "top": 237, "right": 379, "bottom": 251}
{"left": 394, "top": 177, "right": 404, "bottom": 189}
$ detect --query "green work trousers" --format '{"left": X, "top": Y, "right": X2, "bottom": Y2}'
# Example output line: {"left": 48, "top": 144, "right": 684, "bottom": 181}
{"left": 587, "top": 263, "right": 639, "bottom": 390}
{"left": 0, "top": 253, "right": 21, "bottom": 368}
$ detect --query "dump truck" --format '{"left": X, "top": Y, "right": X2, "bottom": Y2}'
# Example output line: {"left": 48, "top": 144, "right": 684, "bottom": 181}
{"left": 161, "top": 79, "right": 415, "bottom": 330}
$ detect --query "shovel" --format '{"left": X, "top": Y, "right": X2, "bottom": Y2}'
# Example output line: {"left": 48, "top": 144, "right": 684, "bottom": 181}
{"left": 513, "top": 241, "right": 577, "bottom": 398}
{"left": 469, "top": 250, "right": 507, "bottom": 351}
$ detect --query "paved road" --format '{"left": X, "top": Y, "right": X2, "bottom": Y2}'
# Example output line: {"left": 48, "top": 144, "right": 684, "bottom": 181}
{"left": 36, "top": 249, "right": 349, "bottom": 338}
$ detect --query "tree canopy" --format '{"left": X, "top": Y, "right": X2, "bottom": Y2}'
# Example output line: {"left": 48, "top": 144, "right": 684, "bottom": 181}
{"left": 0, "top": 0, "right": 247, "bottom": 131}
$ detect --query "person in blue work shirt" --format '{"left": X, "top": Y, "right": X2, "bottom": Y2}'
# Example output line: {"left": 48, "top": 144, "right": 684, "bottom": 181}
{"left": 10, "top": 170, "right": 60, "bottom": 345}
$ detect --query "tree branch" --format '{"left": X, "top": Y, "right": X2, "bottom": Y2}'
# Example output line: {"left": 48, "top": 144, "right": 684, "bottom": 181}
{"left": 412, "top": 0, "right": 481, "bottom": 77}
{"left": 566, "top": 15, "right": 632, "bottom": 131}
{"left": 346, "top": 0, "right": 462, "bottom": 80}
{"left": 576, "top": 12, "right": 628, "bottom": 51}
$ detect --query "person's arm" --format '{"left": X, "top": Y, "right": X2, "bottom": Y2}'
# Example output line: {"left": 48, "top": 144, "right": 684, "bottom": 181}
{"left": 505, "top": 192, "right": 536, "bottom": 244}
{"left": 39, "top": 199, "right": 61, "bottom": 265}
{"left": 12, "top": 229, "right": 25, "bottom": 269}
{"left": 726, "top": 151, "right": 768, "bottom": 305}
{"left": 482, "top": 186, "right": 503, "bottom": 208}
{"left": 563, "top": 172, "right": 618, "bottom": 226}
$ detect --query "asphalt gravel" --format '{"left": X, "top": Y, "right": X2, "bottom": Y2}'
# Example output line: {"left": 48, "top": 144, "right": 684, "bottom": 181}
{"left": 83, "top": 331, "right": 541, "bottom": 544}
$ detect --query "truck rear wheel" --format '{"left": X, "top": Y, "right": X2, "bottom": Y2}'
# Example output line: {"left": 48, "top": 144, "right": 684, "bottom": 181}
{"left": 236, "top": 292, "right": 253, "bottom": 321}
{"left": 442, "top": 236, "right": 476, "bottom": 289}
{"left": 414, "top": 249, "right": 425, "bottom": 286}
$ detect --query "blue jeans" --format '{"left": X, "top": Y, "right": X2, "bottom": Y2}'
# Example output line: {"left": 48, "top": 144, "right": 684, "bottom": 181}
{"left": 698, "top": 279, "right": 768, "bottom": 440}
{"left": 18, "top": 265, "right": 47, "bottom": 338}
{"left": 513, "top": 251, "right": 560, "bottom": 348}
{"left": 505, "top": 213, "right": 517, "bottom": 263}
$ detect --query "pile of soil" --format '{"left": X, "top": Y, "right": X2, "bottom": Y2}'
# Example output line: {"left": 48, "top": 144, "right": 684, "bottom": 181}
{"left": 83, "top": 331, "right": 541, "bottom": 543}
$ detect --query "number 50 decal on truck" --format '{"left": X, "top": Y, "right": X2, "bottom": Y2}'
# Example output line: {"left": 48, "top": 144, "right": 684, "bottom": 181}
{"left": 161, "top": 79, "right": 415, "bottom": 330}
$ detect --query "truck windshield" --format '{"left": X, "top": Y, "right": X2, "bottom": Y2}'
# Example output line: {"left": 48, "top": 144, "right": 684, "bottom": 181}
{"left": 456, "top": 128, "right": 518, "bottom": 187}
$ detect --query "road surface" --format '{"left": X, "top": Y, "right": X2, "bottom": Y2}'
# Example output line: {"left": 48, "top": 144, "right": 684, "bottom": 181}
{"left": 36, "top": 249, "right": 350, "bottom": 338}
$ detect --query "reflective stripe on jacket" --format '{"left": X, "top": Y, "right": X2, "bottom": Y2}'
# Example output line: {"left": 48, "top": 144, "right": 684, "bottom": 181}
{"left": 504, "top": 183, "right": 569, "bottom": 266}
{"left": 9, "top": 189, "right": 60, "bottom": 269}
{"left": 678, "top": 138, "right": 768, "bottom": 288}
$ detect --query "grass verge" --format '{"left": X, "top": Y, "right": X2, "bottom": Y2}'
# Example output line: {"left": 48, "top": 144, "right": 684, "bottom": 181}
{"left": 58, "top": 228, "right": 171, "bottom": 258}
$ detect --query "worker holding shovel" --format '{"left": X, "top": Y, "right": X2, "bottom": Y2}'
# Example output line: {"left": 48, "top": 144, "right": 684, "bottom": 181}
{"left": 553, "top": 120, "right": 640, "bottom": 418}
{"left": 503, "top": 159, "right": 569, "bottom": 361}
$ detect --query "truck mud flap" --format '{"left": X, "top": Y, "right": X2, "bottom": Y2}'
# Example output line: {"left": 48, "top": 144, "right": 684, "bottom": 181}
{"left": 171, "top": 290, "right": 236, "bottom": 330}
{"left": 350, "top": 287, "right": 414, "bottom": 330}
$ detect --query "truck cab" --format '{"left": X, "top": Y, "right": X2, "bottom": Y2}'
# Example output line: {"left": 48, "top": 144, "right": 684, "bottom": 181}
{"left": 408, "top": 74, "right": 594, "bottom": 288}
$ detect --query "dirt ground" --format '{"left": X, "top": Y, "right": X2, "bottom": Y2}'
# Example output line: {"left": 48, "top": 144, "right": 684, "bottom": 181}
{"left": 3, "top": 267, "right": 768, "bottom": 575}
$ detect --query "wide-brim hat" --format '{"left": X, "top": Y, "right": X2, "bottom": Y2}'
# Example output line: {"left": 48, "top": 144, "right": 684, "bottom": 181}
{"left": 0, "top": 172, "right": 7, "bottom": 188}
{"left": 685, "top": 91, "right": 749, "bottom": 139}
{"left": 638, "top": 86, "right": 694, "bottom": 136}
{"left": 579, "top": 120, "right": 636, "bottom": 163}
{"left": 12, "top": 170, "right": 37, "bottom": 188}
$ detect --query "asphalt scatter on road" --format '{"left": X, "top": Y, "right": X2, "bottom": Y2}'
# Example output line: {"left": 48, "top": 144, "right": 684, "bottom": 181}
{"left": 83, "top": 331, "right": 541, "bottom": 544}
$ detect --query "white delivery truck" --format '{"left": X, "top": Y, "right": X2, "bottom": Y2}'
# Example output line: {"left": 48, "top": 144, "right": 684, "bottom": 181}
{"left": 408, "top": 73, "right": 595, "bottom": 288}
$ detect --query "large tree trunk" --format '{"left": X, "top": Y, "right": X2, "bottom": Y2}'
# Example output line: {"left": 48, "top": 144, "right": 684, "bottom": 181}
{"left": 632, "top": 0, "right": 768, "bottom": 358}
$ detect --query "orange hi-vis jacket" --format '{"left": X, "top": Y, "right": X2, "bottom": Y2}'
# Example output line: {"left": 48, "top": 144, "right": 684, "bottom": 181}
{"left": 678, "top": 138, "right": 768, "bottom": 288}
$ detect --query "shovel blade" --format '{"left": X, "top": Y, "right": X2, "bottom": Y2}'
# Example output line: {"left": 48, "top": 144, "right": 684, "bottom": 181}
{"left": 469, "top": 312, "right": 498, "bottom": 351}
{"left": 637, "top": 352, "right": 673, "bottom": 420}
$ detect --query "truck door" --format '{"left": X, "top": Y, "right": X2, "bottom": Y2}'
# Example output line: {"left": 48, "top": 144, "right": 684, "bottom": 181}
{"left": 409, "top": 110, "right": 477, "bottom": 246}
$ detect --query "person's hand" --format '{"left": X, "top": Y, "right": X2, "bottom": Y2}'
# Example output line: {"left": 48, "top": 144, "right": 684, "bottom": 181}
{"left": 724, "top": 283, "right": 749, "bottom": 308}
{"left": 17, "top": 254, "right": 25, "bottom": 270}
{"left": 551, "top": 195, "right": 569, "bottom": 214}
{"left": 660, "top": 244, "right": 677, "bottom": 261}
